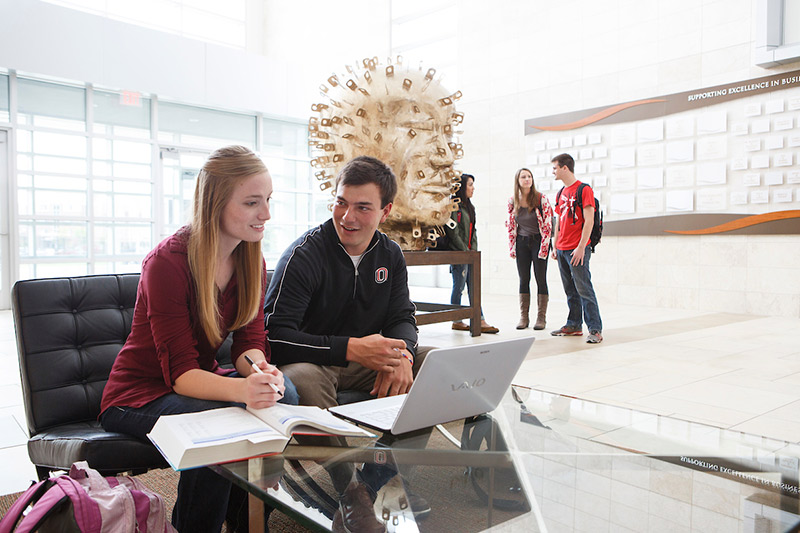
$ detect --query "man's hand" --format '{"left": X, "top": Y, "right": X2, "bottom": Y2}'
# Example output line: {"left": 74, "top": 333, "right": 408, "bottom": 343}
{"left": 371, "top": 352, "right": 414, "bottom": 398}
{"left": 346, "top": 334, "right": 405, "bottom": 372}
{"left": 570, "top": 246, "right": 586, "bottom": 266}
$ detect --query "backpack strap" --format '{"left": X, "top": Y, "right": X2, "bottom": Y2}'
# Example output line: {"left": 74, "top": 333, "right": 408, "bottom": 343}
{"left": 0, "top": 480, "right": 53, "bottom": 533}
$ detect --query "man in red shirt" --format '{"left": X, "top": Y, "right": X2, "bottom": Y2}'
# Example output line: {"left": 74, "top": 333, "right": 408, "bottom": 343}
{"left": 550, "top": 153, "right": 603, "bottom": 344}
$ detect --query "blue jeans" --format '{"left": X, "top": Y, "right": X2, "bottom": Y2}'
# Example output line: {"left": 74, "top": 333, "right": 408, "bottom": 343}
{"left": 100, "top": 374, "right": 298, "bottom": 533}
{"left": 450, "top": 264, "right": 484, "bottom": 319}
{"left": 556, "top": 247, "right": 602, "bottom": 332}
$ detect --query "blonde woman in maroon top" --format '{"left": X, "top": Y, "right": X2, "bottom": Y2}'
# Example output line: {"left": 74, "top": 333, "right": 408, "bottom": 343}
{"left": 100, "top": 146, "right": 298, "bottom": 533}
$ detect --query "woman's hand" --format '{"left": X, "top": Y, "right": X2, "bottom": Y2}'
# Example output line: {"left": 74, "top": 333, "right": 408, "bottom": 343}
{"left": 244, "top": 361, "right": 284, "bottom": 409}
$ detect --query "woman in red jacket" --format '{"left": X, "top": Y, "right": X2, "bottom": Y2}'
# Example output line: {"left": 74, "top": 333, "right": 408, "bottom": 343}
{"left": 506, "top": 168, "right": 554, "bottom": 329}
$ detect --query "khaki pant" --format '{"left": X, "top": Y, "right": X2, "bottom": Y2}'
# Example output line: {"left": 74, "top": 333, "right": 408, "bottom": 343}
{"left": 279, "top": 346, "right": 433, "bottom": 494}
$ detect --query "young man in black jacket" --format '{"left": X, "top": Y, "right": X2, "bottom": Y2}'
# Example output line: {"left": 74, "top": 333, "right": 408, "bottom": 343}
{"left": 265, "top": 155, "right": 430, "bottom": 532}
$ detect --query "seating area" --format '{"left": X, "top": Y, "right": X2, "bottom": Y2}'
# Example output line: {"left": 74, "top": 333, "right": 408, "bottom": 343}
{"left": 12, "top": 274, "right": 168, "bottom": 480}
{"left": 11, "top": 273, "right": 373, "bottom": 483}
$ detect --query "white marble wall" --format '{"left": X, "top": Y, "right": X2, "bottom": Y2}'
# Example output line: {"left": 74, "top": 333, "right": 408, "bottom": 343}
{"left": 453, "top": 0, "right": 800, "bottom": 318}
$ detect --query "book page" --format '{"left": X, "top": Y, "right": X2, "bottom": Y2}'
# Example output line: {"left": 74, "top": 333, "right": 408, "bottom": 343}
{"left": 172, "top": 407, "right": 281, "bottom": 446}
{"left": 248, "top": 404, "right": 374, "bottom": 437}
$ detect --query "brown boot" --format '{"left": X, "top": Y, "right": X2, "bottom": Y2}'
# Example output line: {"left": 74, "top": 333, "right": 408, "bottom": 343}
{"left": 533, "top": 294, "right": 548, "bottom": 330}
{"left": 516, "top": 294, "right": 530, "bottom": 329}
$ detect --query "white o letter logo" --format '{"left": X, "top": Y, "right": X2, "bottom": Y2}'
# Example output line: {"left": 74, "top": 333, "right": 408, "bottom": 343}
{"left": 375, "top": 267, "right": 388, "bottom": 284}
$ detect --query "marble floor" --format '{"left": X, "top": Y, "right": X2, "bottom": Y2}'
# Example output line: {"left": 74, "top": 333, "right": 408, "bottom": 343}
{"left": 1, "top": 289, "right": 799, "bottom": 496}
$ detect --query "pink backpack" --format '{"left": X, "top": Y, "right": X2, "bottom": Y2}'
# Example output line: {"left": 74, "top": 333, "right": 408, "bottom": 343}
{"left": 0, "top": 462, "right": 176, "bottom": 533}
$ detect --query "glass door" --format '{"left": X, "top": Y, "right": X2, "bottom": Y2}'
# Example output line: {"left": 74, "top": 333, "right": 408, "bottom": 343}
{"left": 159, "top": 147, "right": 209, "bottom": 240}
{"left": 0, "top": 129, "right": 9, "bottom": 309}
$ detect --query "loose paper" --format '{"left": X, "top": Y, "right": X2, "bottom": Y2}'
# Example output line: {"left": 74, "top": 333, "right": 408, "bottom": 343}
{"left": 666, "top": 116, "right": 694, "bottom": 139}
{"left": 751, "top": 119, "right": 770, "bottom": 133}
{"left": 638, "top": 168, "right": 663, "bottom": 189}
{"left": 697, "top": 136, "right": 727, "bottom": 160}
{"left": 730, "top": 157, "right": 748, "bottom": 171}
{"left": 750, "top": 190, "right": 769, "bottom": 204}
{"left": 730, "top": 192, "right": 748, "bottom": 205}
{"left": 751, "top": 155, "right": 770, "bottom": 169}
{"left": 637, "top": 145, "right": 664, "bottom": 166}
{"left": 610, "top": 193, "right": 635, "bottom": 214}
{"left": 775, "top": 153, "right": 794, "bottom": 167}
{"left": 696, "top": 162, "right": 726, "bottom": 185}
{"left": 611, "top": 171, "right": 636, "bottom": 191}
{"left": 765, "top": 99, "right": 784, "bottom": 114}
{"left": 697, "top": 111, "right": 727, "bottom": 134}
{"left": 765, "top": 136, "right": 784, "bottom": 150}
{"left": 637, "top": 192, "right": 664, "bottom": 213}
{"left": 666, "top": 190, "right": 694, "bottom": 212}
{"left": 744, "top": 139, "right": 761, "bottom": 152}
{"left": 611, "top": 125, "right": 636, "bottom": 146}
{"left": 666, "top": 166, "right": 694, "bottom": 187}
{"left": 731, "top": 122, "right": 749, "bottom": 136}
{"left": 774, "top": 189, "right": 793, "bottom": 203}
{"left": 743, "top": 173, "right": 760, "bottom": 187}
{"left": 744, "top": 103, "right": 762, "bottom": 117}
{"left": 764, "top": 172, "right": 783, "bottom": 186}
{"left": 611, "top": 147, "right": 636, "bottom": 168}
{"left": 637, "top": 119, "right": 664, "bottom": 143}
{"left": 696, "top": 188, "right": 727, "bottom": 211}
{"left": 666, "top": 141, "right": 694, "bottom": 163}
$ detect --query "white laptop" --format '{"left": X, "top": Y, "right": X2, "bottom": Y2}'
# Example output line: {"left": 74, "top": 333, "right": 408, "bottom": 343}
{"left": 329, "top": 337, "right": 535, "bottom": 435}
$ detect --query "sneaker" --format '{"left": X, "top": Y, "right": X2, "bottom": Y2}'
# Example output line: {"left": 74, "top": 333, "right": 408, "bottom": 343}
{"left": 550, "top": 325, "right": 583, "bottom": 336}
{"left": 587, "top": 330, "right": 603, "bottom": 344}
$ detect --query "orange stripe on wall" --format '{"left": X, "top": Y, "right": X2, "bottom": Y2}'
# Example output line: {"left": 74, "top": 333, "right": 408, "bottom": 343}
{"left": 528, "top": 99, "right": 666, "bottom": 131}
{"left": 665, "top": 211, "right": 800, "bottom": 235}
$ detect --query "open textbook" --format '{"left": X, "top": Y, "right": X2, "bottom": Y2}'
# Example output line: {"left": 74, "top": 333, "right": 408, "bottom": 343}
{"left": 147, "top": 403, "right": 374, "bottom": 470}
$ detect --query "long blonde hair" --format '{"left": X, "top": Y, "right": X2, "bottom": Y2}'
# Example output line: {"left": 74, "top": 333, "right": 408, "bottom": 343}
{"left": 188, "top": 145, "right": 267, "bottom": 345}
{"left": 513, "top": 167, "right": 542, "bottom": 212}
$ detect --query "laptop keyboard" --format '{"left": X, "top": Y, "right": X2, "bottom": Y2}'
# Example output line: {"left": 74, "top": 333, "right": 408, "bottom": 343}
{"left": 354, "top": 404, "right": 401, "bottom": 428}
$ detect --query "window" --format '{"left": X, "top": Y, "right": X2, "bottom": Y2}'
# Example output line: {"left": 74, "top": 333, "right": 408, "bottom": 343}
{"left": 786, "top": 0, "right": 800, "bottom": 45}
{"left": 756, "top": 0, "right": 800, "bottom": 66}
{"left": 5, "top": 75, "right": 310, "bottom": 292}
{"left": 93, "top": 90, "right": 151, "bottom": 138}
{"left": 158, "top": 102, "right": 257, "bottom": 150}
{"left": 17, "top": 78, "right": 86, "bottom": 131}
{"left": 0, "top": 73, "right": 8, "bottom": 123}
{"left": 260, "top": 120, "right": 326, "bottom": 264}
{"left": 42, "top": 0, "right": 248, "bottom": 49}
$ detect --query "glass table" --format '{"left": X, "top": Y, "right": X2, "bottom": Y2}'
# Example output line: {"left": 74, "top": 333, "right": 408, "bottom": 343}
{"left": 211, "top": 385, "right": 800, "bottom": 532}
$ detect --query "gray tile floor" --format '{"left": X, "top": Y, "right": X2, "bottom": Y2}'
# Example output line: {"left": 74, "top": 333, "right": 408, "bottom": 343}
{"left": 1, "top": 288, "right": 798, "bottom": 496}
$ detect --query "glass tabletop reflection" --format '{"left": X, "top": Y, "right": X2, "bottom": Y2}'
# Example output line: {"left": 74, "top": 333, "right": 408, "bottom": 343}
{"left": 213, "top": 385, "right": 800, "bottom": 532}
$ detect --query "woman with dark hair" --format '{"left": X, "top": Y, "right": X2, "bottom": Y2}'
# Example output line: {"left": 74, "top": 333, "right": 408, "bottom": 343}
{"left": 100, "top": 145, "right": 299, "bottom": 533}
{"left": 506, "top": 167, "right": 554, "bottom": 329}
{"left": 447, "top": 173, "right": 499, "bottom": 334}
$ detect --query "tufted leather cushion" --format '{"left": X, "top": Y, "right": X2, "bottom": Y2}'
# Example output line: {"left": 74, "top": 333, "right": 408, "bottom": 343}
{"left": 13, "top": 274, "right": 168, "bottom": 477}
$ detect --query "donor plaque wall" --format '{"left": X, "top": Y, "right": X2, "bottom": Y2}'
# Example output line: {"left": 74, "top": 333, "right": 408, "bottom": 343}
{"left": 524, "top": 70, "right": 800, "bottom": 236}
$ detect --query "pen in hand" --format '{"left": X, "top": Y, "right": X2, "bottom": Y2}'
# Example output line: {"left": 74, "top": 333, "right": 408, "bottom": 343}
{"left": 243, "top": 355, "right": 283, "bottom": 397}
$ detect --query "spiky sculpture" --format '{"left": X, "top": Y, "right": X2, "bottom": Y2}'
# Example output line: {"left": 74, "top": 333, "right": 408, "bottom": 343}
{"left": 309, "top": 56, "right": 464, "bottom": 250}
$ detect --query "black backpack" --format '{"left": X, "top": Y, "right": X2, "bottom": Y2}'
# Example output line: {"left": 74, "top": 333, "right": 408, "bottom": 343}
{"left": 556, "top": 182, "right": 603, "bottom": 252}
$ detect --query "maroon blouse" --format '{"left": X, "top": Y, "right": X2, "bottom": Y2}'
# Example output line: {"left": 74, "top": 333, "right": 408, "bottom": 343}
{"left": 100, "top": 228, "right": 268, "bottom": 413}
